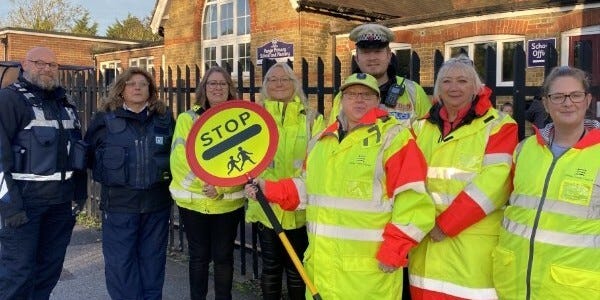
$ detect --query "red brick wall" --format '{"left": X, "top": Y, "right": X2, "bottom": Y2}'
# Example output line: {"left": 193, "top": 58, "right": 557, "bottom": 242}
{"left": 1, "top": 32, "right": 133, "bottom": 67}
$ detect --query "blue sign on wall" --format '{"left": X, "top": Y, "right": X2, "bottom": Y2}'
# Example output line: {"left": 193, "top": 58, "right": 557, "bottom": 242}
{"left": 256, "top": 39, "right": 294, "bottom": 65}
{"left": 527, "top": 38, "right": 556, "bottom": 67}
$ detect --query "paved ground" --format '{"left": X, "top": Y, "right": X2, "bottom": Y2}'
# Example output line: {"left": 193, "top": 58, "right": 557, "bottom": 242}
{"left": 50, "top": 225, "right": 262, "bottom": 300}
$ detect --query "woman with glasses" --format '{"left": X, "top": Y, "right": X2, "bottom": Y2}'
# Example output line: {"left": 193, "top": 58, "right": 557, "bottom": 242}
{"left": 85, "top": 67, "right": 175, "bottom": 300}
{"left": 493, "top": 66, "right": 600, "bottom": 300}
{"left": 169, "top": 66, "right": 245, "bottom": 300}
{"left": 409, "top": 55, "right": 518, "bottom": 299}
{"left": 245, "top": 73, "right": 434, "bottom": 299}
{"left": 245, "top": 62, "right": 324, "bottom": 300}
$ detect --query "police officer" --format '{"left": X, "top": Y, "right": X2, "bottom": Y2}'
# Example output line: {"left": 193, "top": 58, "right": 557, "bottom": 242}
{"left": 0, "top": 46, "right": 88, "bottom": 299}
{"left": 329, "top": 23, "right": 431, "bottom": 128}
{"left": 85, "top": 67, "right": 174, "bottom": 300}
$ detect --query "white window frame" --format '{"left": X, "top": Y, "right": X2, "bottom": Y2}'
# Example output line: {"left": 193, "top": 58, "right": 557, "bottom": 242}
{"left": 560, "top": 25, "right": 600, "bottom": 65}
{"left": 202, "top": 0, "right": 251, "bottom": 77}
{"left": 129, "top": 56, "right": 155, "bottom": 73}
{"left": 445, "top": 35, "right": 525, "bottom": 87}
{"left": 99, "top": 60, "right": 122, "bottom": 85}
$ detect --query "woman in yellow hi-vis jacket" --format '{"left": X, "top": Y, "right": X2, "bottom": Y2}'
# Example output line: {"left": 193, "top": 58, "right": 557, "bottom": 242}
{"left": 245, "top": 62, "right": 324, "bottom": 300}
{"left": 169, "top": 66, "right": 245, "bottom": 300}
{"left": 410, "top": 56, "right": 518, "bottom": 300}
{"left": 246, "top": 73, "right": 435, "bottom": 300}
{"left": 493, "top": 66, "right": 600, "bottom": 300}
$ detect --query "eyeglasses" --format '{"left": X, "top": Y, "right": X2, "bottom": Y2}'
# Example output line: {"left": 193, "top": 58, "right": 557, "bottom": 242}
{"left": 28, "top": 60, "right": 59, "bottom": 69}
{"left": 125, "top": 81, "right": 150, "bottom": 88}
{"left": 342, "top": 91, "right": 378, "bottom": 101}
{"left": 546, "top": 91, "right": 588, "bottom": 104}
{"left": 207, "top": 81, "right": 228, "bottom": 89}
{"left": 267, "top": 77, "right": 292, "bottom": 85}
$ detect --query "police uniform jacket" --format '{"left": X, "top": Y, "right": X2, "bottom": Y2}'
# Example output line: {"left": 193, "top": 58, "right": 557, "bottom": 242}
{"left": 0, "top": 76, "right": 87, "bottom": 219}
{"left": 85, "top": 106, "right": 174, "bottom": 213}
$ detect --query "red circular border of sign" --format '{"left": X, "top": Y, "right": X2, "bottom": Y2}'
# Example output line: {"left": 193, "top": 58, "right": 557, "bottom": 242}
{"left": 185, "top": 100, "right": 279, "bottom": 186}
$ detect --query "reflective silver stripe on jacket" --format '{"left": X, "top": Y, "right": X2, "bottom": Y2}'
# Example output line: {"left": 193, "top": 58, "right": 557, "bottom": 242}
{"left": 464, "top": 184, "right": 497, "bottom": 214}
{"left": 392, "top": 222, "right": 427, "bottom": 242}
{"left": 510, "top": 194, "right": 599, "bottom": 219}
{"left": 427, "top": 166, "right": 476, "bottom": 182}
{"left": 503, "top": 218, "right": 600, "bottom": 248}
{"left": 410, "top": 274, "right": 498, "bottom": 300}
{"left": 12, "top": 171, "right": 73, "bottom": 181}
{"left": 0, "top": 172, "right": 8, "bottom": 199}
{"left": 430, "top": 192, "right": 454, "bottom": 206}
{"left": 170, "top": 189, "right": 244, "bottom": 201}
{"left": 308, "top": 194, "right": 393, "bottom": 213}
{"left": 171, "top": 137, "right": 185, "bottom": 151}
{"left": 307, "top": 222, "right": 383, "bottom": 242}
{"left": 483, "top": 153, "right": 512, "bottom": 166}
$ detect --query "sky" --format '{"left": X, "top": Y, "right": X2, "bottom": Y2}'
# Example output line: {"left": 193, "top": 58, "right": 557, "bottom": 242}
{"left": 0, "top": 0, "right": 156, "bottom": 36}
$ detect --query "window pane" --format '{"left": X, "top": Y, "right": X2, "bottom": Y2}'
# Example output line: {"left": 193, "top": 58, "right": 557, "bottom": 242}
{"left": 450, "top": 46, "right": 468, "bottom": 58}
{"left": 394, "top": 49, "right": 411, "bottom": 78}
{"left": 502, "top": 41, "right": 523, "bottom": 82}
{"left": 203, "top": 4, "right": 217, "bottom": 39}
{"left": 474, "top": 42, "right": 495, "bottom": 82}
{"left": 238, "top": 43, "right": 250, "bottom": 72}
{"left": 220, "top": 3, "right": 233, "bottom": 36}
{"left": 130, "top": 60, "right": 138, "bottom": 67}
{"left": 237, "top": 0, "right": 250, "bottom": 35}
{"left": 220, "top": 44, "right": 234, "bottom": 71}
{"left": 204, "top": 47, "right": 217, "bottom": 70}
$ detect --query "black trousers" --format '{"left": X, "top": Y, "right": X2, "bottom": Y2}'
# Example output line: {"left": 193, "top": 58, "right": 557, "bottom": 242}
{"left": 179, "top": 206, "right": 243, "bottom": 300}
{"left": 256, "top": 223, "right": 308, "bottom": 300}
{"left": 0, "top": 201, "right": 75, "bottom": 300}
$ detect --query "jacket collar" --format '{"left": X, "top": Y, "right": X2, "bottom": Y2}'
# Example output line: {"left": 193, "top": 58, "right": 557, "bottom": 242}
{"left": 322, "top": 107, "right": 388, "bottom": 136}
{"left": 535, "top": 119, "right": 600, "bottom": 149}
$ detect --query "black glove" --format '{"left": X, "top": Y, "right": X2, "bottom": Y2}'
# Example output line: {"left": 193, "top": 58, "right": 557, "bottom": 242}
{"left": 3, "top": 211, "right": 29, "bottom": 228}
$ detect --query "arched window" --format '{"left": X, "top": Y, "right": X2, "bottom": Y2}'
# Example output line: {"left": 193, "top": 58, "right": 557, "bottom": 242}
{"left": 202, "top": 0, "right": 251, "bottom": 75}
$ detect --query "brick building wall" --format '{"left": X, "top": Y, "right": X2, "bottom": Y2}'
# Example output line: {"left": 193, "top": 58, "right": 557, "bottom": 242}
{"left": 0, "top": 29, "right": 138, "bottom": 66}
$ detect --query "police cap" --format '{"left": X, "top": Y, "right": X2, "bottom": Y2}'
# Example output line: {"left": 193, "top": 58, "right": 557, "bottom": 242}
{"left": 349, "top": 23, "right": 394, "bottom": 49}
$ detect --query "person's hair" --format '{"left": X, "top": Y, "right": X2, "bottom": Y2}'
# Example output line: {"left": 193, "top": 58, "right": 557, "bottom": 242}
{"left": 101, "top": 67, "right": 166, "bottom": 114}
{"left": 433, "top": 54, "right": 483, "bottom": 100}
{"left": 541, "top": 66, "right": 591, "bottom": 96}
{"left": 196, "top": 66, "right": 236, "bottom": 109}
{"left": 502, "top": 102, "right": 513, "bottom": 109}
{"left": 260, "top": 62, "right": 307, "bottom": 106}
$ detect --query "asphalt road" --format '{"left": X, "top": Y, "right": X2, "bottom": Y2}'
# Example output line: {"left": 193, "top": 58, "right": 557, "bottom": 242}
{"left": 50, "top": 225, "right": 261, "bottom": 300}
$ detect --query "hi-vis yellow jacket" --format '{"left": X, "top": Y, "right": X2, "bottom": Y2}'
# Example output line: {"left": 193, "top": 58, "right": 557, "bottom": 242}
{"left": 410, "top": 87, "right": 518, "bottom": 300}
{"left": 169, "top": 107, "right": 245, "bottom": 214}
{"left": 493, "top": 120, "right": 600, "bottom": 300}
{"left": 328, "top": 76, "right": 431, "bottom": 127}
{"left": 245, "top": 96, "right": 324, "bottom": 229}
{"left": 263, "top": 108, "right": 435, "bottom": 299}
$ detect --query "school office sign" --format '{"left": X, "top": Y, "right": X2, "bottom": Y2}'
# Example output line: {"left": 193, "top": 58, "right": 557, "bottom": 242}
{"left": 257, "top": 39, "right": 294, "bottom": 65}
{"left": 527, "top": 38, "right": 556, "bottom": 67}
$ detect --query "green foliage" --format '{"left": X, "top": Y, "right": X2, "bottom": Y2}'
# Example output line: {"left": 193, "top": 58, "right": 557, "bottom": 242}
{"left": 76, "top": 212, "right": 101, "bottom": 229}
{"left": 105, "top": 14, "right": 161, "bottom": 41}
{"left": 6, "top": 0, "right": 89, "bottom": 32}
{"left": 71, "top": 12, "right": 98, "bottom": 36}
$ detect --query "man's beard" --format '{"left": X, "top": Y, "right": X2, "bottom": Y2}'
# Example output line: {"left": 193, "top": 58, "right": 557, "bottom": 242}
{"left": 23, "top": 72, "right": 59, "bottom": 90}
